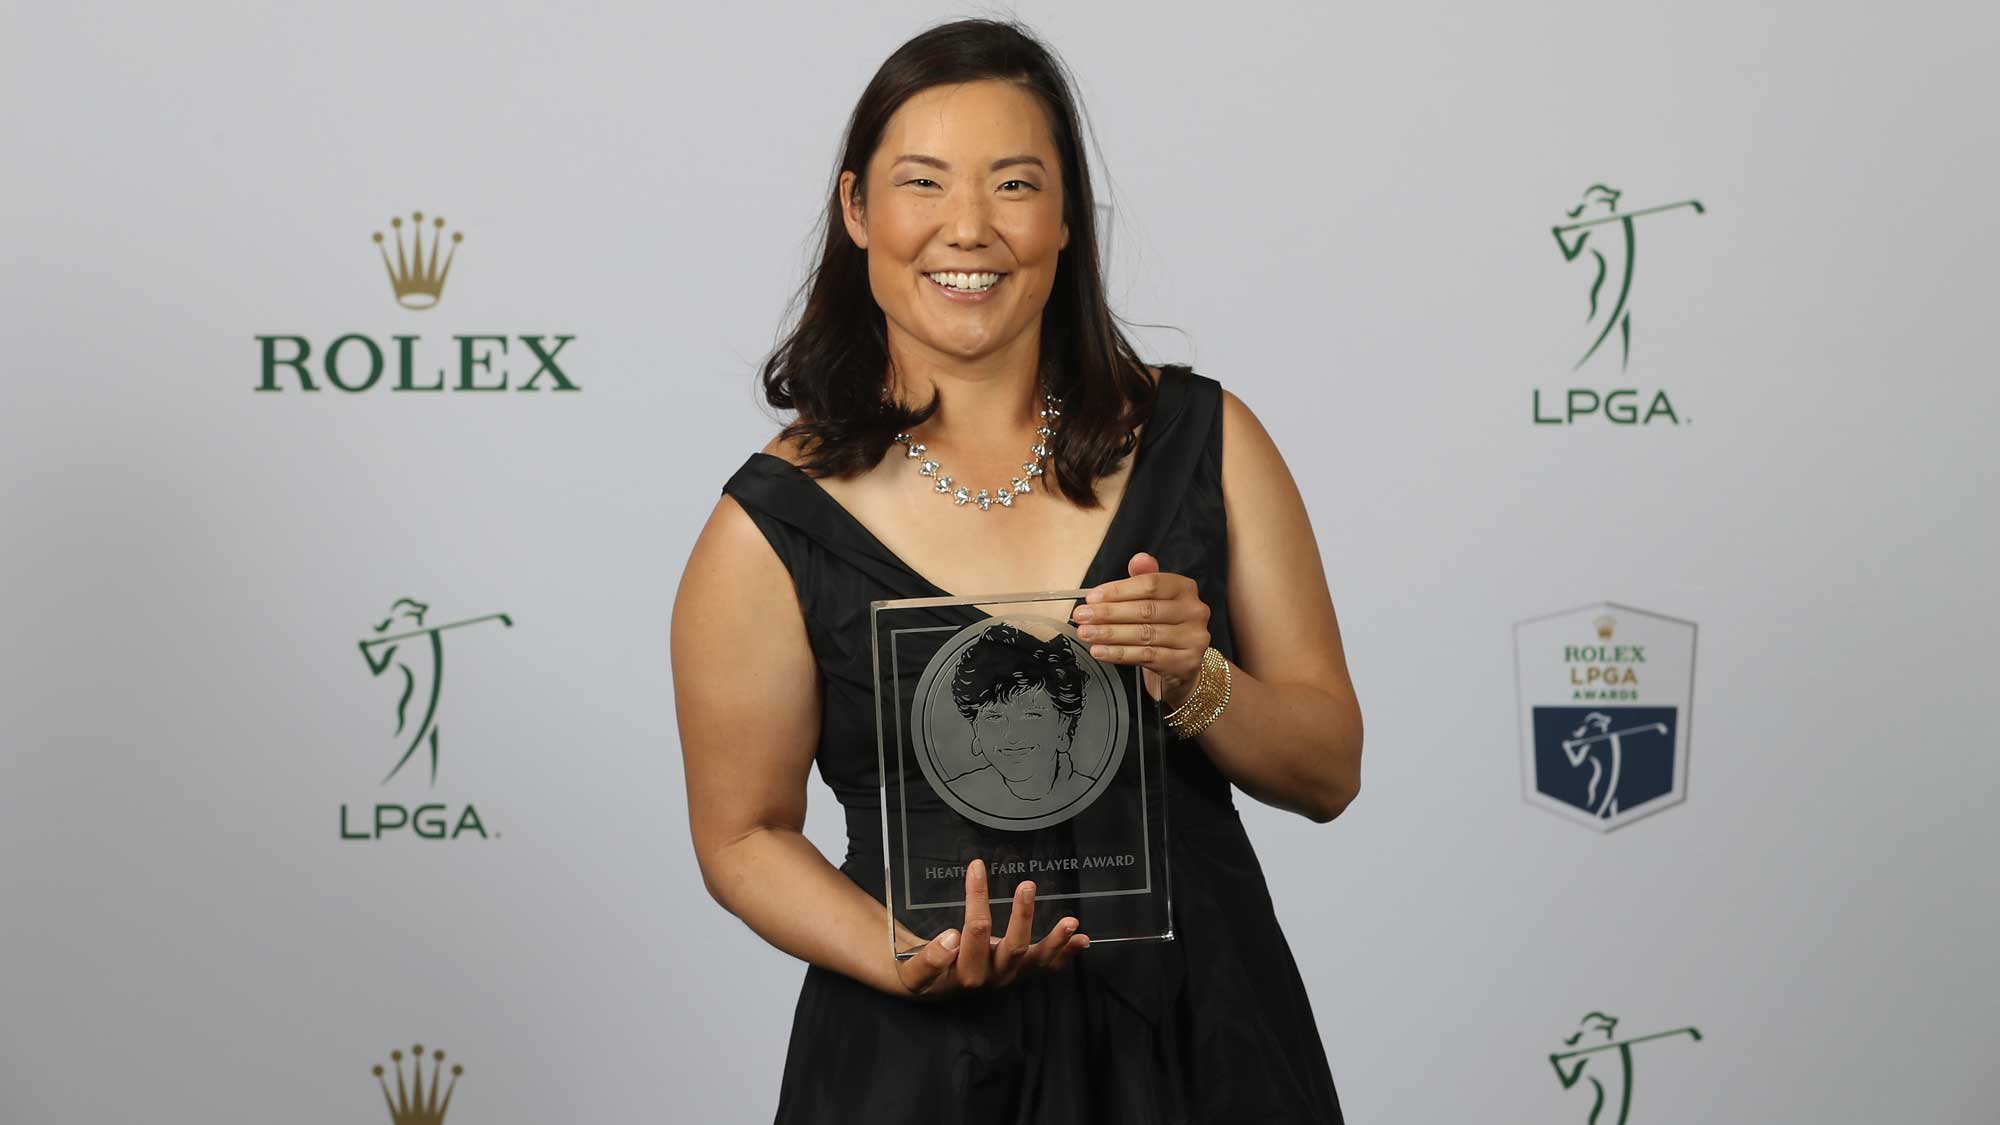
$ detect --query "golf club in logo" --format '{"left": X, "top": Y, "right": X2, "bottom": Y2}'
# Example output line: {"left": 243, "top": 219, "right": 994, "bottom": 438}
{"left": 372, "top": 1043, "right": 463, "bottom": 1125}
{"left": 339, "top": 598, "right": 511, "bottom": 842}
{"left": 1533, "top": 184, "right": 1705, "bottom": 425}
{"left": 1553, "top": 186, "right": 1705, "bottom": 372}
{"left": 359, "top": 598, "right": 514, "bottom": 785}
{"left": 253, "top": 208, "right": 580, "bottom": 394}
{"left": 1515, "top": 603, "right": 1696, "bottom": 832}
{"left": 1549, "top": 1012, "right": 1702, "bottom": 1125}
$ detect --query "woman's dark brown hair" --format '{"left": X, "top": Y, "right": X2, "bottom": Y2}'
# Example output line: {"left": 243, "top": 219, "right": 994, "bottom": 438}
{"left": 759, "top": 18, "right": 1156, "bottom": 507}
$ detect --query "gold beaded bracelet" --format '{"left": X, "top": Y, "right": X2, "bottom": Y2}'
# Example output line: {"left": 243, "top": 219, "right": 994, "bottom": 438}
{"left": 1164, "top": 646, "right": 1232, "bottom": 740}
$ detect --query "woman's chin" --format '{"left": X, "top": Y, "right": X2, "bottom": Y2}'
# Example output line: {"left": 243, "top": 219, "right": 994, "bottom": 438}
{"left": 918, "top": 330, "right": 1021, "bottom": 364}
{"left": 889, "top": 309, "right": 1028, "bottom": 363}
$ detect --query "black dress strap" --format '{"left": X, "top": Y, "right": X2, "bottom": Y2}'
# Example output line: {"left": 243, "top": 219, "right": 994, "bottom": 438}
{"left": 1081, "top": 364, "right": 1220, "bottom": 590}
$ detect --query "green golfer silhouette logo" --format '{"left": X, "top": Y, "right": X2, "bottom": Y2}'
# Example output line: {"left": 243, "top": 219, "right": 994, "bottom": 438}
{"left": 1550, "top": 1011, "right": 1703, "bottom": 1124}
{"left": 358, "top": 598, "right": 513, "bottom": 784}
{"left": 1553, "top": 186, "right": 1705, "bottom": 370}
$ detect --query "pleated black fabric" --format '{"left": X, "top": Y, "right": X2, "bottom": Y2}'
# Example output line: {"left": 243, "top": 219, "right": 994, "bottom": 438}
{"left": 721, "top": 365, "right": 1344, "bottom": 1124}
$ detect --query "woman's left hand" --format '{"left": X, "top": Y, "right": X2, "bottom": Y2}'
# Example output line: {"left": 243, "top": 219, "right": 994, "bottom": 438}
{"left": 1069, "top": 552, "right": 1211, "bottom": 711}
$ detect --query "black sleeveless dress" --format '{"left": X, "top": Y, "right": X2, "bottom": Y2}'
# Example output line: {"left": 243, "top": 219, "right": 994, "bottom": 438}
{"left": 721, "top": 366, "right": 1345, "bottom": 1125}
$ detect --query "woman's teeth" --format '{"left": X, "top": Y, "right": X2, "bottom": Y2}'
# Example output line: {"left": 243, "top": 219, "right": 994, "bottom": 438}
{"left": 926, "top": 271, "right": 1002, "bottom": 292}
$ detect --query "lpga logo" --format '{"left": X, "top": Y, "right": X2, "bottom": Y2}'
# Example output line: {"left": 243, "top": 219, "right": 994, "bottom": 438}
{"left": 339, "top": 597, "right": 513, "bottom": 842}
{"left": 1514, "top": 603, "right": 1696, "bottom": 832}
{"left": 1557, "top": 712, "right": 1670, "bottom": 821}
{"left": 1534, "top": 185, "right": 1707, "bottom": 426}
{"left": 1549, "top": 1012, "right": 1703, "bottom": 1125}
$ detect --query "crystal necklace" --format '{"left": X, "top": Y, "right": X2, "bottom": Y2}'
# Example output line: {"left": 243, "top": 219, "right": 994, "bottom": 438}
{"left": 890, "top": 390, "right": 1062, "bottom": 512}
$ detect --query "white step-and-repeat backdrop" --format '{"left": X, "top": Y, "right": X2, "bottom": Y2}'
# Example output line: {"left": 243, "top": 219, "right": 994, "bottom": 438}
{"left": 5, "top": 2, "right": 1994, "bottom": 1121}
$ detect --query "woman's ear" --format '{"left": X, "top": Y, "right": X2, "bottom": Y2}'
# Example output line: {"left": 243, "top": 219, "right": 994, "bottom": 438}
{"left": 839, "top": 170, "right": 869, "bottom": 250}
{"left": 1059, "top": 218, "right": 1069, "bottom": 251}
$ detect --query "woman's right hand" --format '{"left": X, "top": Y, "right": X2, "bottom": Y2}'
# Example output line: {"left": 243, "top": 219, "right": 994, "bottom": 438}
{"left": 897, "top": 859, "right": 1089, "bottom": 998}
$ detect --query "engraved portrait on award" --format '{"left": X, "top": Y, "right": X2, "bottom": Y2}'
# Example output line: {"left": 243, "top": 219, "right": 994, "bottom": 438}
{"left": 873, "top": 590, "right": 1171, "bottom": 955}
{"left": 910, "top": 615, "right": 1127, "bottom": 831}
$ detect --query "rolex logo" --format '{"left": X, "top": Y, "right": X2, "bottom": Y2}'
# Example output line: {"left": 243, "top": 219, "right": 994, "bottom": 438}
{"left": 372, "top": 1044, "right": 463, "bottom": 1125}
{"left": 1594, "top": 614, "right": 1616, "bottom": 641}
{"left": 373, "top": 211, "right": 463, "bottom": 309}
{"left": 255, "top": 210, "right": 582, "bottom": 394}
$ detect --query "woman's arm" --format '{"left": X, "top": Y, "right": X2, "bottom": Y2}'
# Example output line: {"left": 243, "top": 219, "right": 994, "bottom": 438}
{"left": 672, "top": 493, "right": 911, "bottom": 995}
{"left": 673, "top": 489, "right": 1086, "bottom": 996}
{"left": 1194, "top": 388, "right": 1364, "bottom": 823}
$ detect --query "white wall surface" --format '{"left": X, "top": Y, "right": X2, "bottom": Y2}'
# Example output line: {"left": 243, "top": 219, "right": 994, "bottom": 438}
{"left": 3, "top": 1, "right": 1994, "bottom": 1121}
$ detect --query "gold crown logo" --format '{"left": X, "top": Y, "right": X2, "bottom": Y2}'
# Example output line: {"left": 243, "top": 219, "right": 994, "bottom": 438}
{"left": 372, "top": 1043, "right": 463, "bottom": 1125}
{"left": 372, "top": 211, "right": 463, "bottom": 309}
{"left": 1593, "top": 615, "right": 1616, "bottom": 641}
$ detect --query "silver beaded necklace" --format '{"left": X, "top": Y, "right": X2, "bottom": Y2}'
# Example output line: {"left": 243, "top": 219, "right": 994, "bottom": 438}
{"left": 890, "top": 390, "right": 1063, "bottom": 512}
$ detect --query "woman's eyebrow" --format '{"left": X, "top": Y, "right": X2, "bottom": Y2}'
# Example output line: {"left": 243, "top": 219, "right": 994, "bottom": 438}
{"left": 889, "top": 154, "right": 1047, "bottom": 172}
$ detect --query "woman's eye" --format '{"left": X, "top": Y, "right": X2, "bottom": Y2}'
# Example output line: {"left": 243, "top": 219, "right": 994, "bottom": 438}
{"left": 903, "top": 178, "right": 940, "bottom": 189}
{"left": 998, "top": 180, "right": 1038, "bottom": 193}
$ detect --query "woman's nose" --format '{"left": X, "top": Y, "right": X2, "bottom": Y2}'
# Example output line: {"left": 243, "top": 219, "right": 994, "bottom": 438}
{"left": 945, "top": 189, "right": 992, "bottom": 249}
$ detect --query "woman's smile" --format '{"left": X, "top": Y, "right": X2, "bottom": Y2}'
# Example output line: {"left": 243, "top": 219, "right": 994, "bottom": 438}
{"left": 924, "top": 270, "right": 1008, "bottom": 302}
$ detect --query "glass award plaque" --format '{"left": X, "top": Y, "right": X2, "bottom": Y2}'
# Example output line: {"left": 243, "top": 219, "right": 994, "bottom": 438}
{"left": 872, "top": 590, "right": 1172, "bottom": 958}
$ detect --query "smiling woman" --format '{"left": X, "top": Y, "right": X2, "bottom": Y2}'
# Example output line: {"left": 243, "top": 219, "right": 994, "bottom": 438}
{"left": 753, "top": 22, "right": 1150, "bottom": 499}
{"left": 671, "top": 17, "right": 1361, "bottom": 1124}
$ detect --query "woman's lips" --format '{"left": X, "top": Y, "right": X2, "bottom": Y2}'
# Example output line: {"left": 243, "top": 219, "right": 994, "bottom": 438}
{"left": 926, "top": 272, "right": 1006, "bottom": 303}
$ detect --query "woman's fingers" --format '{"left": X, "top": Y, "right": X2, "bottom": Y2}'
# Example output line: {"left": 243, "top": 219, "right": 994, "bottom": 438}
{"left": 1076, "top": 625, "right": 1207, "bottom": 663}
{"left": 1070, "top": 568, "right": 1210, "bottom": 673}
{"left": 1080, "top": 634, "right": 1207, "bottom": 680}
{"left": 898, "top": 928, "right": 961, "bottom": 996}
{"left": 1071, "top": 585, "right": 1206, "bottom": 625}
{"left": 1074, "top": 618, "right": 1207, "bottom": 646}
{"left": 990, "top": 881, "right": 1038, "bottom": 980}
{"left": 1024, "top": 915, "right": 1082, "bottom": 972}
{"left": 1048, "top": 931, "right": 1090, "bottom": 971}
{"left": 1080, "top": 569, "right": 1195, "bottom": 608}
{"left": 955, "top": 859, "right": 994, "bottom": 988}
{"left": 923, "top": 863, "right": 1092, "bottom": 994}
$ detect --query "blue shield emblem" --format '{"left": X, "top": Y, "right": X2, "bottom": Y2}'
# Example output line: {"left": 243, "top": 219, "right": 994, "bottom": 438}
{"left": 1516, "top": 604, "right": 1696, "bottom": 832}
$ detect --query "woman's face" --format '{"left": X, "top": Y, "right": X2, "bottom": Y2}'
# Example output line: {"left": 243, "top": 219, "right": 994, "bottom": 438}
{"left": 970, "top": 685, "right": 1071, "bottom": 785}
{"left": 840, "top": 80, "right": 1069, "bottom": 368}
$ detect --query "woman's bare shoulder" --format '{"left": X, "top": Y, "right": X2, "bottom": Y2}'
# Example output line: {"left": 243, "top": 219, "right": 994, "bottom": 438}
{"left": 1218, "top": 384, "right": 1285, "bottom": 478}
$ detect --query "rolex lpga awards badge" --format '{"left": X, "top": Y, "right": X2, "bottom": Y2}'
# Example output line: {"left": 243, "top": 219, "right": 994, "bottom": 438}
{"left": 1515, "top": 603, "right": 1697, "bottom": 832}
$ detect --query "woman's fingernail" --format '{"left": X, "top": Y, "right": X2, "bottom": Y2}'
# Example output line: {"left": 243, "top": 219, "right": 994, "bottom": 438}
{"left": 1072, "top": 607, "right": 1092, "bottom": 621}
{"left": 941, "top": 930, "right": 960, "bottom": 951}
